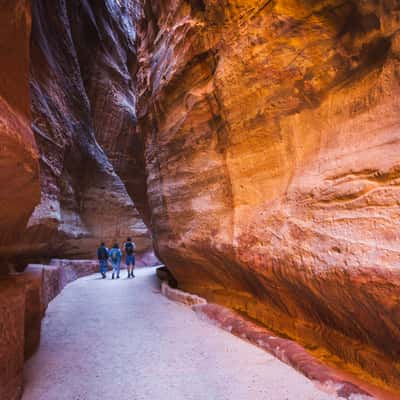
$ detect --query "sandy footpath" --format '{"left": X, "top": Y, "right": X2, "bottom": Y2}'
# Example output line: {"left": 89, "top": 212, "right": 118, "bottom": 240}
{"left": 22, "top": 267, "right": 339, "bottom": 400}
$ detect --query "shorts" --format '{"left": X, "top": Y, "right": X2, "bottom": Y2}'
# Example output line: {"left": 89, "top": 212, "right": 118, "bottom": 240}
{"left": 126, "top": 254, "right": 135, "bottom": 266}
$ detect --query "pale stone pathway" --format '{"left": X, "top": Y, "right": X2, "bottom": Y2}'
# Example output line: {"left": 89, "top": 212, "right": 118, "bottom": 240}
{"left": 23, "top": 267, "right": 338, "bottom": 400}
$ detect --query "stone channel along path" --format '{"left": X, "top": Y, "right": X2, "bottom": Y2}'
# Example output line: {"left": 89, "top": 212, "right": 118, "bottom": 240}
{"left": 22, "top": 267, "right": 339, "bottom": 400}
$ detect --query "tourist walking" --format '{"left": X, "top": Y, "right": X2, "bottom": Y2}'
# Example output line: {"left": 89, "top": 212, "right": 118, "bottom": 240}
{"left": 97, "top": 242, "right": 109, "bottom": 279}
{"left": 124, "top": 237, "right": 136, "bottom": 278}
{"left": 109, "top": 243, "right": 122, "bottom": 279}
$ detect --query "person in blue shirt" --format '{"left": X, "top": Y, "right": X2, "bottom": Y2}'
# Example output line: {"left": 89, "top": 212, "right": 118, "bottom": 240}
{"left": 97, "top": 242, "right": 109, "bottom": 279}
{"left": 124, "top": 237, "right": 136, "bottom": 278}
{"left": 109, "top": 243, "right": 122, "bottom": 279}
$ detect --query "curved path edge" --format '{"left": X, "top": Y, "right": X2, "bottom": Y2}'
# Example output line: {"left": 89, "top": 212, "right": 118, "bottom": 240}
{"left": 161, "top": 280, "right": 398, "bottom": 400}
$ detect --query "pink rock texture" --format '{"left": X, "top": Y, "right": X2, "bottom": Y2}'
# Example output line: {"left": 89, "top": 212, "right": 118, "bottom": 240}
{"left": 135, "top": 250, "right": 162, "bottom": 267}
{"left": 42, "top": 260, "right": 99, "bottom": 307}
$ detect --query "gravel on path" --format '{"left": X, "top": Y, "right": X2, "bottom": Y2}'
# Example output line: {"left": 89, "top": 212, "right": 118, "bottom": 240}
{"left": 22, "top": 267, "right": 339, "bottom": 400}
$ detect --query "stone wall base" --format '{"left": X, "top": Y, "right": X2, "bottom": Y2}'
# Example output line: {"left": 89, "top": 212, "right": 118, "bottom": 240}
{"left": 0, "top": 259, "right": 98, "bottom": 400}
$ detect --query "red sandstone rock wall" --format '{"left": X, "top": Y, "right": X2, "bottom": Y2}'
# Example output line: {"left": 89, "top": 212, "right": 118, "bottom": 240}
{"left": 136, "top": 0, "right": 400, "bottom": 392}
{"left": 0, "top": 1, "right": 40, "bottom": 269}
{"left": 8, "top": 0, "right": 154, "bottom": 263}
{"left": 1, "top": 0, "right": 399, "bottom": 395}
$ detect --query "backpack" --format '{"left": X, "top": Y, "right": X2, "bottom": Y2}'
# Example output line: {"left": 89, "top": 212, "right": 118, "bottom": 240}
{"left": 125, "top": 242, "right": 134, "bottom": 255}
{"left": 110, "top": 249, "right": 119, "bottom": 262}
{"left": 98, "top": 247, "right": 108, "bottom": 260}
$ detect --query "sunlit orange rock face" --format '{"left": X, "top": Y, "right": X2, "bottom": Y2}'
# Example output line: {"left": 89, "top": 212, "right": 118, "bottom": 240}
{"left": 136, "top": 0, "right": 400, "bottom": 391}
{"left": 5, "top": 0, "right": 154, "bottom": 263}
{"left": 0, "top": 0, "right": 40, "bottom": 270}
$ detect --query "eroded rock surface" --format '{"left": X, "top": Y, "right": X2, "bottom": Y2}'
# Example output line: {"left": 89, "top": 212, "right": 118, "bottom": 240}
{"left": 0, "top": 1, "right": 40, "bottom": 270}
{"left": 136, "top": 0, "right": 400, "bottom": 392}
{"left": 9, "top": 0, "right": 153, "bottom": 263}
{"left": 1, "top": 0, "right": 400, "bottom": 396}
{"left": 70, "top": 0, "right": 151, "bottom": 225}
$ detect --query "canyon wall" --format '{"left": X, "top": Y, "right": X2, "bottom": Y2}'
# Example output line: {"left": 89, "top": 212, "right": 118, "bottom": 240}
{"left": 0, "top": 3, "right": 155, "bottom": 397}
{"left": 1, "top": 0, "right": 400, "bottom": 396}
{"left": 136, "top": 0, "right": 400, "bottom": 392}
{"left": 69, "top": 0, "right": 151, "bottom": 225}
{"left": 2, "top": 0, "right": 154, "bottom": 264}
{"left": 0, "top": 1, "right": 40, "bottom": 272}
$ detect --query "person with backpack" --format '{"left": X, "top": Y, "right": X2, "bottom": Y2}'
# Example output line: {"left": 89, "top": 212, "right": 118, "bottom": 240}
{"left": 124, "top": 237, "right": 136, "bottom": 278}
{"left": 97, "top": 242, "right": 109, "bottom": 279}
{"left": 109, "top": 243, "right": 122, "bottom": 279}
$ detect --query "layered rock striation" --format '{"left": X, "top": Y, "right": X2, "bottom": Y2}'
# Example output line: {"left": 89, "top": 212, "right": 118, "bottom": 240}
{"left": 1, "top": 0, "right": 400, "bottom": 396}
{"left": 136, "top": 0, "right": 400, "bottom": 392}
{"left": 69, "top": 0, "right": 151, "bottom": 224}
{"left": 0, "top": 1, "right": 40, "bottom": 272}
{"left": 9, "top": 0, "right": 153, "bottom": 263}
{"left": 0, "top": 3, "right": 155, "bottom": 399}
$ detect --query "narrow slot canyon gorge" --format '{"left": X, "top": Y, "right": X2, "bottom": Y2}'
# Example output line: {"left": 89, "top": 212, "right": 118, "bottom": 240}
{"left": 1, "top": 0, "right": 400, "bottom": 399}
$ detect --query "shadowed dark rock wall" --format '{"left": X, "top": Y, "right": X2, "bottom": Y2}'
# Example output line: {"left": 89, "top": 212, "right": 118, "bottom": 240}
{"left": 5, "top": 0, "right": 154, "bottom": 263}
{"left": 68, "top": 0, "right": 151, "bottom": 225}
